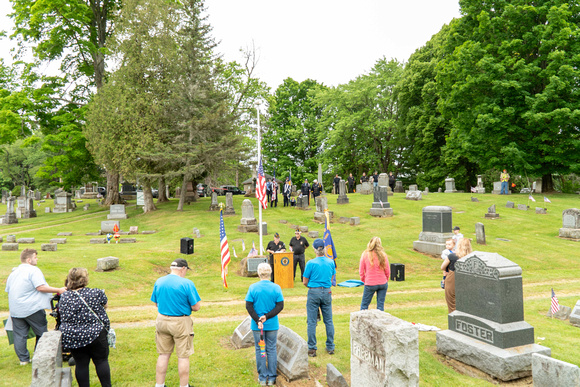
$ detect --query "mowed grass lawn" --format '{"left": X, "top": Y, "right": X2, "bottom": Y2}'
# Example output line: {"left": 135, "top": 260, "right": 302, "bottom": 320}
{"left": 1, "top": 191, "right": 579, "bottom": 386}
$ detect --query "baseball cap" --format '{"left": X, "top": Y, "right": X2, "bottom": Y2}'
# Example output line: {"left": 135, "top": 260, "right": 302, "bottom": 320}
{"left": 453, "top": 226, "right": 460, "bottom": 231}
{"left": 274, "top": 232, "right": 280, "bottom": 238}
{"left": 171, "top": 258, "right": 191, "bottom": 270}
{"left": 313, "top": 238, "right": 324, "bottom": 249}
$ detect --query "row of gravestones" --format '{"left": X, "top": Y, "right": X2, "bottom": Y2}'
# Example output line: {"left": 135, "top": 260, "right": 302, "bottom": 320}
{"left": 414, "top": 206, "right": 580, "bottom": 256}
{"left": 231, "top": 252, "right": 579, "bottom": 385}
{"left": 506, "top": 200, "right": 549, "bottom": 214}
{"left": 1, "top": 234, "right": 69, "bottom": 252}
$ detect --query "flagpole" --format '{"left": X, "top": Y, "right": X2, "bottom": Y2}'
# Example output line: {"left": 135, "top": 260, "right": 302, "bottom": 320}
{"left": 256, "top": 101, "right": 263, "bottom": 254}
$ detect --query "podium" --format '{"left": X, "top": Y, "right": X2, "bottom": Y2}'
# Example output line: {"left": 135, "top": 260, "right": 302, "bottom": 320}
{"left": 272, "top": 252, "right": 294, "bottom": 289}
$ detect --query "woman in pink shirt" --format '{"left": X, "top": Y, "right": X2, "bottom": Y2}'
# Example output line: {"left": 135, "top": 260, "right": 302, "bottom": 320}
{"left": 359, "top": 237, "right": 390, "bottom": 311}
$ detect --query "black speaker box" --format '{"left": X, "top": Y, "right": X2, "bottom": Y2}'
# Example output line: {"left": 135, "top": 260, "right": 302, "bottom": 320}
{"left": 390, "top": 263, "right": 405, "bottom": 281}
{"left": 180, "top": 237, "right": 194, "bottom": 255}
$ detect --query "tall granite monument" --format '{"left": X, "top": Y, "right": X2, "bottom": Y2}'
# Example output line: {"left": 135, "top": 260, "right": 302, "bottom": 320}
{"left": 336, "top": 180, "right": 349, "bottom": 205}
{"left": 437, "top": 252, "right": 550, "bottom": 381}
{"left": 413, "top": 206, "right": 454, "bottom": 256}
{"left": 3, "top": 196, "right": 18, "bottom": 224}
{"left": 444, "top": 177, "right": 457, "bottom": 193}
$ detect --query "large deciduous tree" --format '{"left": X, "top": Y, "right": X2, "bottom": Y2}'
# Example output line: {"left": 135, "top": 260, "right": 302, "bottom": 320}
{"left": 437, "top": 0, "right": 580, "bottom": 190}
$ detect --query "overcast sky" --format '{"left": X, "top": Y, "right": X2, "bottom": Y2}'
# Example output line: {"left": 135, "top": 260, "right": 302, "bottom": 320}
{"left": 1, "top": 0, "right": 461, "bottom": 90}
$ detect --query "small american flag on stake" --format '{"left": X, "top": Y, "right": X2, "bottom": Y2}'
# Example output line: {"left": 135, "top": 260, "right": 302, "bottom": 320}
{"left": 219, "top": 209, "right": 231, "bottom": 289}
{"left": 550, "top": 288, "right": 560, "bottom": 316}
{"left": 256, "top": 158, "right": 268, "bottom": 209}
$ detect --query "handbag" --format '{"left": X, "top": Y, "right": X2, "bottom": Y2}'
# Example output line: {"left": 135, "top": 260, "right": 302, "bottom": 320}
{"left": 75, "top": 291, "right": 116, "bottom": 348}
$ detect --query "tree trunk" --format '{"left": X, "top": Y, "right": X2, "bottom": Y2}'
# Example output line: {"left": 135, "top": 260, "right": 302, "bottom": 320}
{"left": 177, "top": 173, "right": 189, "bottom": 211}
{"left": 104, "top": 170, "right": 125, "bottom": 206}
{"left": 542, "top": 174, "right": 554, "bottom": 192}
{"left": 142, "top": 179, "right": 157, "bottom": 213}
{"left": 157, "top": 176, "right": 168, "bottom": 203}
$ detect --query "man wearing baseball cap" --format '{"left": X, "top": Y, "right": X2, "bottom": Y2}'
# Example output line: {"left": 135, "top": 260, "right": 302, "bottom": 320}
{"left": 151, "top": 258, "right": 201, "bottom": 387}
{"left": 302, "top": 238, "right": 336, "bottom": 357}
{"left": 266, "top": 233, "right": 286, "bottom": 282}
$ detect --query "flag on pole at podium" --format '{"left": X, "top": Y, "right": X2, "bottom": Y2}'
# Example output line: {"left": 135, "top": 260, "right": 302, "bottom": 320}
{"left": 219, "top": 210, "right": 231, "bottom": 288}
{"left": 323, "top": 210, "right": 337, "bottom": 286}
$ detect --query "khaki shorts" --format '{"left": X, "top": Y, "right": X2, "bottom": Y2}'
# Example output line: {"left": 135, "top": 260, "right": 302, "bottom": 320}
{"left": 155, "top": 314, "right": 194, "bottom": 358}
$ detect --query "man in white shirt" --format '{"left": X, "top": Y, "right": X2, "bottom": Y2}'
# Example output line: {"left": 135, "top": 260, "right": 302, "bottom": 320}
{"left": 5, "top": 249, "right": 66, "bottom": 365}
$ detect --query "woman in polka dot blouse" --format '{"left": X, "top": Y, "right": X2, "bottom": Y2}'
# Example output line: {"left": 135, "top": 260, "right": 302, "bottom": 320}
{"left": 59, "top": 268, "right": 111, "bottom": 387}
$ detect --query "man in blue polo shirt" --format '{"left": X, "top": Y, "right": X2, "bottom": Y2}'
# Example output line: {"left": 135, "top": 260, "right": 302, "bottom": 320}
{"left": 302, "top": 239, "right": 336, "bottom": 357}
{"left": 151, "top": 258, "right": 201, "bottom": 387}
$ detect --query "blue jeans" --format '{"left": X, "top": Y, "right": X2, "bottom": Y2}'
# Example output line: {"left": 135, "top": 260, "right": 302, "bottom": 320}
{"left": 360, "top": 283, "right": 388, "bottom": 311}
{"left": 252, "top": 330, "right": 278, "bottom": 383}
{"left": 500, "top": 181, "right": 508, "bottom": 194}
{"left": 306, "top": 288, "right": 334, "bottom": 351}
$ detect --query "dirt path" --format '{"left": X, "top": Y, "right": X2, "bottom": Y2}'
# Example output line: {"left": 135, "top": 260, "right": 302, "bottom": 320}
{"left": 0, "top": 211, "right": 107, "bottom": 237}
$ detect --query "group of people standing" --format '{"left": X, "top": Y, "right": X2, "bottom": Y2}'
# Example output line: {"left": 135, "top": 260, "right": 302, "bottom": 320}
{"left": 345, "top": 171, "right": 397, "bottom": 193}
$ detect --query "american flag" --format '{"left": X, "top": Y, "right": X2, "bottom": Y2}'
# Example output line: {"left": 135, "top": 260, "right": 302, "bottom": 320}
{"left": 248, "top": 241, "right": 258, "bottom": 257}
{"left": 550, "top": 288, "right": 560, "bottom": 316}
{"left": 256, "top": 158, "right": 268, "bottom": 209}
{"left": 219, "top": 210, "right": 231, "bottom": 289}
{"left": 471, "top": 187, "right": 477, "bottom": 193}
{"left": 529, "top": 194, "right": 536, "bottom": 202}
{"left": 544, "top": 196, "right": 551, "bottom": 203}
{"left": 242, "top": 240, "right": 246, "bottom": 251}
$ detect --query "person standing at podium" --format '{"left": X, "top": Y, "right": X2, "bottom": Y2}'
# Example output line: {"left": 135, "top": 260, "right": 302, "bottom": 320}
{"left": 289, "top": 229, "right": 309, "bottom": 282}
{"left": 266, "top": 233, "right": 286, "bottom": 282}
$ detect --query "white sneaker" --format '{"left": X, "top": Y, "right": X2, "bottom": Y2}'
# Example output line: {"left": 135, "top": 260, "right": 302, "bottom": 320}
{"left": 20, "top": 361, "right": 29, "bottom": 366}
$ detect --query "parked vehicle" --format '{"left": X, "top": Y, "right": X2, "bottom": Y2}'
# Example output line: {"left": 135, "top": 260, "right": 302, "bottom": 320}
{"left": 196, "top": 183, "right": 225, "bottom": 196}
{"left": 220, "top": 185, "right": 245, "bottom": 195}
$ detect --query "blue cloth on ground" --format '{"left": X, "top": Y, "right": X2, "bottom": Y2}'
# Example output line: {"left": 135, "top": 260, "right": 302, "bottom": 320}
{"left": 337, "top": 280, "right": 364, "bottom": 288}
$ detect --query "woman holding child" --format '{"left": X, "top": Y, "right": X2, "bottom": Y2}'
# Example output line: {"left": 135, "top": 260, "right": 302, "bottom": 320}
{"left": 441, "top": 238, "right": 473, "bottom": 313}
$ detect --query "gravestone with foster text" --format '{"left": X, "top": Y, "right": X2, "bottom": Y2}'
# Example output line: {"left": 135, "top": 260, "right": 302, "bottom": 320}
{"left": 559, "top": 208, "right": 580, "bottom": 239}
{"left": 53, "top": 192, "right": 73, "bottom": 213}
{"left": 276, "top": 325, "right": 309, "bottom": 381}
{"left": 231, "top": 316, "right": 254, "bottom": 349}
{"left": 238, "top": 199, "right": 258, "bottom": 233}
{"left": 224, "top": 192, "right": 235, "bottom": 215}
{"left": 475, "top": 222, "right": 486, "bottom": 245}
{"left": 370, "top": 186, "right": 393, "bottom": 217}
{"left": 350, "top": 310, "right": 419, "bottom": 387}
{"left": 107, "top": 204, "right": 127, "bottom": 220}
{"left": 437, "top": 251, "right": 550, "bottom": 381}
{"left": 337, "top": 179, "right": 349, "bottom": 204}
{"left": 485, "top": 204, "right": 499, "bottom": 219}
{"left": 3, "top": 196, "right": 18, "bottom": 224}
{"left": 445, "top": 178, "right": 457, "bottom": 193}
{"left": 413, "top": 206, "right": 454, "bottom": 256}
{"left": 532, "top": 353, "right": 580, "bottom": 387}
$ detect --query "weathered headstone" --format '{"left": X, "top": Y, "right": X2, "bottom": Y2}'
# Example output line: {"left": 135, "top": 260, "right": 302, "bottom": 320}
{"left": 518, "top": 204, "right": 528, "bottom": 211}
{"left": 350, "top": 217, "right": 360, "bottom": 226}
{"left": 338, "top": 217, "right": 349, "bottom": 224}
{"left": 438, "top": 187, "right": 443, "bottom": 193}
{"left": 50, "top": 238, "right": 67, "bottom": 244}
{"left": 83, "top": 204, "right": 90, "bottom": 211}
{"left": 35, "top": 190, "right": 41, "bottom": 201}
{"left": 492, "top": 181, "right": 502, "bottom": 195}
{"left": 276, "top": 325, "right": 309, "bottom": 381}
{"left": 238, "top": 199, "right": 258, "bottom": 233}
{"left": 129, "top": 226, "right": 138, "bottom": 235}
{"left": 326, "top": 363, "right": 349, "bottom": 387}
{"left": 405, "top": 191, "right": 422, "bottom": 201}
{"left": 3, "top": 196, "right": 18, "bottom": 224}
{"left": 298, "top": 225, "right": 308, "bottom": 233}
{"left": 41, "top": 243, "right": 57, "bottom": 252}
{"left": 192, "top": 228, "right": 201, "bottom": 238}
{"left": 533, "top": 178, "right": 543, "bottom": 193}
{"left": 360, "top": 182, "right": 372, "bottom": 195}
{"left": 437, "top": 252, "right": 550, "bottom": 381}
{"left": 57, "top": 232, "right": 72, "bottom": 236}
{"left": 506, "top": 201, "right": 515, "bottom": 208}
{"left": 356, "top": 183, "right": 362, "bottom": 193}
{"left": 209, "top": 192, "right": 220, "bottom": 211}
{"left": 350, "top": 310, "right": 419, "bottom": 387}
{"left": 535, "top": 207, "right": 547, "bottom": 214}
{"left": 308, "top": 231, "right": 319, "bottom": 238}
{"left": 107, "top": 204, "right": 128, "bottom": 220}
{"left": 231, "top": 316, "right": 254, "bottom": 349}
{"left": 30, "top": 330, "right": 72, "bottom": 387}
{"left": 475, "top": 222, "right": 486, "bottom": 245}
{"left": 549, "top": 305, "right": 572, "bottom": 320}
{"left": 141, "top": 230, "right": 156, "bottom": 234}
{"left": 471, "top": 197, "right": 479, "bottom": 202}
{"left": 6, "top": 235, "right": 16, "bottom": 243}
{"left": 101, "top": 220, "right": 120, "bottom": 234}
{"left": 224, "top": 192, "right": 235, "bottom": 215}
{"left": 336, "top": 179, "right": 349, "bottom": 204}
{"left": 423, "top": 187, "right": 429, "bottom": 195}
{"left": 559, "top": 208, "right": 580, "bottom": 239}
{"left": 240, "top": 256, "right": 267, "bottom": 277}
{"left": 2, "top": 243, "right": 19, "bottom": 251}
{"left": 17, "top": 237, "right": 35, "bottom": 244}
{"left": 314, "top": 196, "right": 332, "bottom": 222}
{"left": 377, "top": 173, "right": 389, "bottom": 188}
{"left": 45, "top": 207, "right": 52, "bottom": 213}
{"left": 90, "top": 238, "right": 106, "bottom": 244}
{"left": 413, "top": 206, "right": 454, "bottom": 256}
{"left": 444, "top": 177, "right": 457, "bottom": 193}
{"left": 260, "top": 222, "right": 268, "bottom": 236}
{"left": 485, "top": 204, "right": 499, "bottom": 219}
{"left": 1, "top": 189, "right": 6, "bottom": 204}
{"left": 96, "top": 256, "right": 119, "bottom": 271}
{"left": 23, "top": 197, "right": 37, "bottom": 219}
{"left": 53, "top": 192, "right": 74, "bottom": 213}
{"left": 370, "top": 186, "right": 393, "bottom": 217}
{"left": 570, "top": 300, "right": 580, "bottom": 327}
{"left": 532, "top": 353, "right": 580, "bottom": 387}
{"left": 520, "top": 187, "right": 531, "bottom": 194}
{"left": 475, "top": 175, "right": 486, "bottom": 194}
{"left": 408, "top": 184, "right": 418, "bottom": 191}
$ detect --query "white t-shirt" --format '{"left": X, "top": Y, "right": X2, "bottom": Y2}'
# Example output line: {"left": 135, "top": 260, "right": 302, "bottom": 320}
{"left": 441, "top": 249, "right": 453, "bottom": 260}
{"left": 5, "top": 264, "right": 52, "bottom": 318}
{"left": 452, "top": 233, "right": 464, "bottom": 251}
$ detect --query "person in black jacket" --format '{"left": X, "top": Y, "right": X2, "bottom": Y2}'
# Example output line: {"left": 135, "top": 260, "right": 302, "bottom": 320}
{"left": 301, "top": 179, "right": 311, "bottom": 205}
{"left": 347, "top": 173, "right": 355, "bottom": 193}
{"left": 311, "top": 179, "right": 322, "bottom": 201}
{"left": 333, "top": 174, "right": 340, "bottom": 194}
